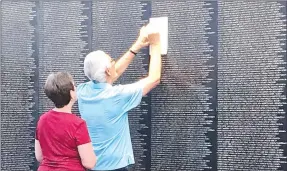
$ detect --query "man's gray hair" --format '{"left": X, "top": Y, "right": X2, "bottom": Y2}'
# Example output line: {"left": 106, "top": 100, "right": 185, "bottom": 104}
{"left": 84, "top": 50, "right": 111, "bottom": 82}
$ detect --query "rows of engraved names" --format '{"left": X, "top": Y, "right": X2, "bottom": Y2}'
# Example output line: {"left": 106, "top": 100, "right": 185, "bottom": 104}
{"left": 38, "top": 1, "right": 88, "bottom": 113}
{"left": 150, "top": 1, "right": 216, "bottom": 170}
{"left": 217, "top": 1, "right": 287, "bottom": 170}
{"left": 1, "top": 1, "right": 36, "bottom": 170}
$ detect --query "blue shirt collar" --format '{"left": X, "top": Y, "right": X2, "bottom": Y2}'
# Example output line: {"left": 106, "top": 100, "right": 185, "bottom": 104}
{"left": 90, "top": 81, "right": 112, "bottom": 89}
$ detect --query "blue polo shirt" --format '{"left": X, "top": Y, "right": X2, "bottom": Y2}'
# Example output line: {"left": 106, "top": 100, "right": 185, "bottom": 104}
{"left": 77, "top": 81, "right": 143, "bottom": 170}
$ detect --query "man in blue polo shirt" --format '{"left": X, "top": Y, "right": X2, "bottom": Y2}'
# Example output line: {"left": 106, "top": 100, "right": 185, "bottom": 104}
{"left": 77, "top": 24, "right": 162, "bottom": 171}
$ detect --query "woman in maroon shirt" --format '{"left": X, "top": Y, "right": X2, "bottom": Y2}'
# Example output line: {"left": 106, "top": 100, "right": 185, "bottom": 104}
{"left": 35, "top": 72, "right": 97, "bottom": 171}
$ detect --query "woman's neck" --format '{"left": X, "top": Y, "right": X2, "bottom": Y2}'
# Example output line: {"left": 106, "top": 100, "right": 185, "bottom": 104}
{"left": 53, "top": 105, "right": 72, "bottom": 114}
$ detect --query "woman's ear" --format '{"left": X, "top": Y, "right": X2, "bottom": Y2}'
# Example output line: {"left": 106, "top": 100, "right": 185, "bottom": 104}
{"left": 70, "top": 89, "right": 76, "bottom": 101}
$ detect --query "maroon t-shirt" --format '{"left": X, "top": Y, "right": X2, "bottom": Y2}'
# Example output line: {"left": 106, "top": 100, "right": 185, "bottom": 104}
{"left": 36, "top": 110, "right": 91, "bottom": 171}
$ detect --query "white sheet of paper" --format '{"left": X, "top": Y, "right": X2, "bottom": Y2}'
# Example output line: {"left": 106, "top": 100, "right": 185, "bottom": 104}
{"left": 149, "top": 17, "right": 168, "bottom": 55}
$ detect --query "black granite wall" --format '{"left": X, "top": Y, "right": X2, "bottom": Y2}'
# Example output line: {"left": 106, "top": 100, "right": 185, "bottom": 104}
{"left": 1, "top": 1, "right": 286, "bottom": 170}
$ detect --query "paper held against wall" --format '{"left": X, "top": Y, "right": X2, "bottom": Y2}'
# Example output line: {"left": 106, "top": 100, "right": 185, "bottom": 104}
{"left": 149, "top": 17, "right": 168, "bottom": 55}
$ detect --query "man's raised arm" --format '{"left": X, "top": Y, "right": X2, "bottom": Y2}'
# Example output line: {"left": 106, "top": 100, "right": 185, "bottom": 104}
{"left": 137, "top": 30, "right": 162, "bottom": 96}
{"left": 114, "top": 26, "right": 149, "bottom": 81}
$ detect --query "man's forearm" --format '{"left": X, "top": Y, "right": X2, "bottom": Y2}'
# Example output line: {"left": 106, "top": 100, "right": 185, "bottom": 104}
{"left": 115, "top": 43, "right": 141, "bottom": 77}
{"left": 148, "top": 43, "right": 161, "bottom": 79}
{"left": 139, "top": 43, "right": 161, "bottom": 96}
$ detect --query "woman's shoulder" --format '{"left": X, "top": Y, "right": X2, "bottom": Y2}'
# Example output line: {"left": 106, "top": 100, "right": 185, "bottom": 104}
{"left": 38, "top": 110, "right": 85, "bottom": 127}
{"left": 68, "top": 114, "right": 87, "bottom": 125}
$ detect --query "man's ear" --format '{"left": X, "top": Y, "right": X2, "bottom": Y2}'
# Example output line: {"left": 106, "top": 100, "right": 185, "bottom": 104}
{"left": 105, "top": 67, "right": 112, "bottom": 76}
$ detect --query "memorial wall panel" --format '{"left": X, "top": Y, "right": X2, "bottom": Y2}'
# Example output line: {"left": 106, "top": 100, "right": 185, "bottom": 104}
{"left": 92, "top": 1, "right": 151, "bottom": 170}
{"left": 217, "top": 1, "right": 287, "bottom": 170}
{"left": 38, "top": 0, "right": 91, "bottom": 114}
{"left": 151, "top": 1, "right": 217, "bottom": 170}
{"left": 0, "top": 1, "right": 38, "bottom": 170}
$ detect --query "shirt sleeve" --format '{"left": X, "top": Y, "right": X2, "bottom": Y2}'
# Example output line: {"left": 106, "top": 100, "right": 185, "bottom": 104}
{"left": 75, "top": 121, "right": 91, "bottom": 146}
{"left": 118, "top": 81, "right": 144, "bottom": 113}
{"left": 35, "top": 120, "right": 40, "bottom": 140}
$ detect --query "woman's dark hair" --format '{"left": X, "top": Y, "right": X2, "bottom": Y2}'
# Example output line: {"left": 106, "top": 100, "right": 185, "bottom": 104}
{"left": 44, "top": 72, "right": 74, "bottom": 108}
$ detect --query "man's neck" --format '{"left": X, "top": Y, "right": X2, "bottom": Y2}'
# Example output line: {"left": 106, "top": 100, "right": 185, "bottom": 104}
{"left": 105, "top": 77, "right": 113, "bottom": 85}
{"left": 53, "top": 105, "right": 72, "bottom": 114}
